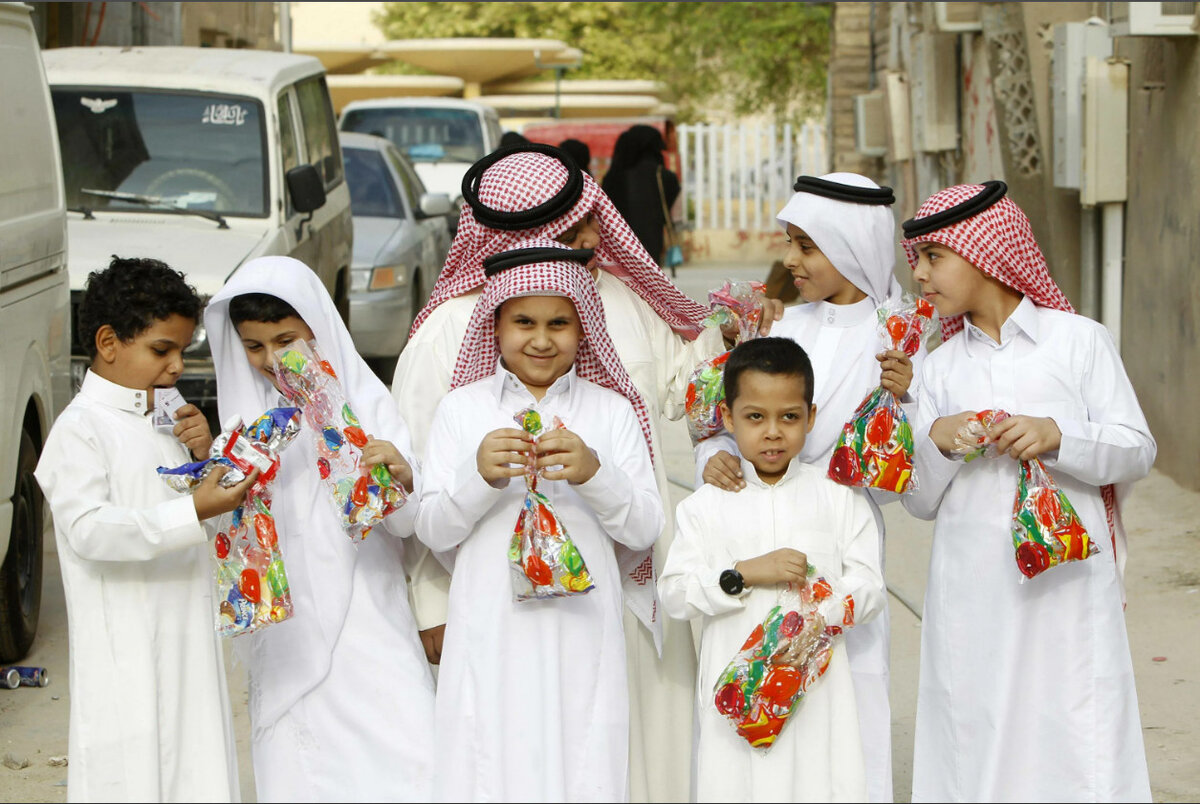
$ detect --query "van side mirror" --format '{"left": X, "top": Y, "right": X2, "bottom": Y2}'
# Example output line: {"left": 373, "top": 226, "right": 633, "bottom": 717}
{"left": 286, "top": 164, "right": 326, "bottom": 214}
{"left": 418, "top": 192, "right": 453, "bottom": 218}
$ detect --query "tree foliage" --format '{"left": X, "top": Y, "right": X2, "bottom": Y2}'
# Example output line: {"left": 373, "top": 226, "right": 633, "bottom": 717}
{"left": 372, "top": 2, "right": 830, "bottom": 122}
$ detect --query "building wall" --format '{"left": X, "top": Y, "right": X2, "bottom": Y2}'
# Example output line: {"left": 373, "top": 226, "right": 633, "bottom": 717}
{"left": 31, "top": 2, "right": 276, "bottom": 51}
{"left": 829, "top": 3, "right": 885, "bottom": 178}
{"left": 290, "top": 1, "right": 385, "bottom": 48}
{"left": 1123, "top": 34, "right": 1200, "bottom": 491}
{"left": 830, "top": 2, "right": 1200, "bottom": 491}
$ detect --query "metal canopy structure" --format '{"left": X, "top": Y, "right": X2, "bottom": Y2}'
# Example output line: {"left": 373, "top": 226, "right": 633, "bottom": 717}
{"left": 326, "top": 74, "right": 465, "bottom": 111}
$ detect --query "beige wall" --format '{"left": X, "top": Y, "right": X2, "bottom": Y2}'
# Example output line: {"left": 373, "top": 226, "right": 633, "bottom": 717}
{"left": 1123, "top": 35, "right": 1200, "bottom": 491}
{"left": 181, "top": 2, "right": 277, "bottom": 50}
{"left": 290, "top": 1, "right": 386, "bottom": 47}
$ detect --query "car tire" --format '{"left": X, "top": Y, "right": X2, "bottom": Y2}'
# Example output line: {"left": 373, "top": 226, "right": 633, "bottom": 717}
{"left": 0, "top": 428, "right": 43, "bottom": 662}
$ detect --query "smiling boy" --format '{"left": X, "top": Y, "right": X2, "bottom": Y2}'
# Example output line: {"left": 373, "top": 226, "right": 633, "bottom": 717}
{"left": 660, "top": 337, "right": 886, "bottom": 802}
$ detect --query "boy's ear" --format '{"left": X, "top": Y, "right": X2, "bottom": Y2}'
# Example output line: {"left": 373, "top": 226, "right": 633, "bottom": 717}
{"left": 718, "top": 400, "right": 733, "bottom": 432}
{"left": 806, "top": 403, "right": 818, "bottom": 434}
{"left": 94, "top": 324, "right": 120, "bottom": 364}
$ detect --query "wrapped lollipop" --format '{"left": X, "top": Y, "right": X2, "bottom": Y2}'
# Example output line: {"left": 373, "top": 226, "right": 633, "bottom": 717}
{"left": 712, "top": 565, "right": 854, "bottom": 751}
{"left": 508, "top": 408, "right": 595, "bottom": 601}
{"left": 684, "top": 281, "right": 767, "bottom": 445}
{"left": 158, "top": 407, "right": 302, "bottom": 637}
{"left": 948, "top": 409, "right": 1099, "bottom": 579}
{"left": 272, "top": 339, "right": 408, "bottom": 541}
{"left": 828, "top": 295, "right": 936, "bottom": 493}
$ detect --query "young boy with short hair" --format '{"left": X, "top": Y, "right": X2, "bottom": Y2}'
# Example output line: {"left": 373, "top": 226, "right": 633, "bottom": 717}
{"left": 35, "top": 256, "right": 254, "bottom": 802}
{"left": 415, "top": 240, "right": 663, "bottom": 802}
{"left": 661, "top": 337, "right": 886, "bottom": 802}
{"left": 204, "top": 256, "right": 435, "bottom": 802}
{"left": 900, "top": 181, "right": 1156, "bottom": 802}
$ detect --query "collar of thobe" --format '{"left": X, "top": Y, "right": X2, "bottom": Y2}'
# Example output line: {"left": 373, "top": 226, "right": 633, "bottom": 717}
{"left": 489, "top": 357, "right": 578, "bottom": 405}
{"left": 810, "top": 295, "right": 877, "bottom": 329}
{"left": 79, "top": 369, "right": 152, "bottom": 415}
{"left": 739, "top": 454, "right": 806, "bottom": 489}
{"left": 963, "top": 295, "right": 1039, "bottom": 352}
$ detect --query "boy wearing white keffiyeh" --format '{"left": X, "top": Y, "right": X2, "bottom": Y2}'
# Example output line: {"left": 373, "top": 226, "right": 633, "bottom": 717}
{"left": 414, "top": 241, "right": 663, "bottom": 803}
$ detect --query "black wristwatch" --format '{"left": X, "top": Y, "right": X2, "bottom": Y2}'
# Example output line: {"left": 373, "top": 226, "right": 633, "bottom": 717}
{"left": 719, "top": 568, "right": 745, "bottom": 596}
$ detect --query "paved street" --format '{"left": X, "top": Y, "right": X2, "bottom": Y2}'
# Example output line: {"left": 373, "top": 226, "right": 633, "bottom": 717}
{"left": 1, "top": 259, "right": 1197, "bottom": 802}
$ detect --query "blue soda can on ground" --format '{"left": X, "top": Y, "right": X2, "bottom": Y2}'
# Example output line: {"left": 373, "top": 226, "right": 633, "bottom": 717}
{"left": 0, "top": 666, "right": 48, "bottom": 687}
{"left": 0, "top": 668, "right": 17, "bottom": 689}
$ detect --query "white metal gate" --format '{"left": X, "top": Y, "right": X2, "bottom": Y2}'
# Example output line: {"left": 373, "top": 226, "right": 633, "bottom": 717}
{"left": 677, "top": 121, "right": 828, "bottom": 232}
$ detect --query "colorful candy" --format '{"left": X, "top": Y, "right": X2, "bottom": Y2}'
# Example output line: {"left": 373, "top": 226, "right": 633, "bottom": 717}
{"left": 272, "top": 339, "right": 409, "bottom": 541}
{"left": 508, "top": 408, "right": 595, "bottom": 601}
{"left": 948, "top": 410, "right": 1100, "bottom": 579}
{"left": 158, "top": 407, "right": 301, "bottom": 637}
{"left": 827, "top": 295, "right": 935, "bottom": 494}
{"left": 684, "top": 281, "right": 767, "bottom": 445}
{"left": 712, "top": 565, "right": 854, "bottom": 750}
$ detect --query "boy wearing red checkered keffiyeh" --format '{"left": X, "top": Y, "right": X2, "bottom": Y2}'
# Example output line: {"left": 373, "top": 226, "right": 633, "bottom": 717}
{"left": 414, "top": 241, "right": 662, "bottom": 803}
{"left": 899, "top": 182, "right": 1155, "bottom": 802}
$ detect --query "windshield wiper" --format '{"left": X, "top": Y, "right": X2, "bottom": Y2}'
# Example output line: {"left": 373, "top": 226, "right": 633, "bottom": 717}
{"left": 67, "top": 205, "right": 95, "bottom": 220}
{"left": 80, "top": 188, "right": 229, "bottom": 229}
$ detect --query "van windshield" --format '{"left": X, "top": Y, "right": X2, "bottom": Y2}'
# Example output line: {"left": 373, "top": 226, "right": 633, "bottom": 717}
{"left": 341, "top": 107, "right": 484, "bottom": 163}
{"left": 52, "top": 89, "right": 268, "bottom": 218}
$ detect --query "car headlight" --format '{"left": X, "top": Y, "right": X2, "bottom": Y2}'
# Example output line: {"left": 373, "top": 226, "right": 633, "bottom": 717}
{"left": 351, "top": 265, "right": 407, "bottom": 292}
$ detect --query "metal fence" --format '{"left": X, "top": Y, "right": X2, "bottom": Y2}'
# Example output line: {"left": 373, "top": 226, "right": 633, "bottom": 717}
{"left": 678, "top": 121, "right": 828, "bottom": 232}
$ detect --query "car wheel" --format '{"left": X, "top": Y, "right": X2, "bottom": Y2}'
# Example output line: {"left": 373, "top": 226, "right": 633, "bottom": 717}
{"left": 0, "top": 428, "right": 43, "bottom": 662}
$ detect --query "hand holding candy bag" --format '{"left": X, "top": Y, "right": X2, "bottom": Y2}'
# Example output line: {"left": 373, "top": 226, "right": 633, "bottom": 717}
{"left": 158, "top": 407, "right": 301, "bottom": 637}
{"left": 711, "top": 565, "right": 857, "bottom": 750}
{"left": 949, "top": 410, "right": 1099, "bottom": 579}
{"left": 684, "top": 281, "right": 767, "bottom": 445}
{"left": 271, "top": 339, "right": 408, "bottom": 541}
{"left": 827, "top": 295, "right": 936, "bottom": 494}
{"left": 508, "top": 408, "right": 595, "bottom": 601}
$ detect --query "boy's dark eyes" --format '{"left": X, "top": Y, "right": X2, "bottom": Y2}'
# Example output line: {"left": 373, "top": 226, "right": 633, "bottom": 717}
{"left": 152, "top": 347, "right": 168, "bottom": 356}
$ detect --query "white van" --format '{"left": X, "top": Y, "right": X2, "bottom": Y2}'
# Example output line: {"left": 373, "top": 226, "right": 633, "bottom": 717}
{"left": 0, "top": 2, "right": 70, "bottom": 660}
{"left": 339, "top": 97, "right": 503, "bottom": 210}
{"left": 42, "top": 46, "right": 353, "bottom": 412}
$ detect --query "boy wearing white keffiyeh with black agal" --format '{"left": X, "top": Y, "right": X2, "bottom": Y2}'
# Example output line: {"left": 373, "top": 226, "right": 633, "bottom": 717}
{"left": 414, "top": 240, "right": 662, "bottom": 803}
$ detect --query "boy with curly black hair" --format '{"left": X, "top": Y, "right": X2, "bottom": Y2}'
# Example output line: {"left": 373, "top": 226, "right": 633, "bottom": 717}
{"left": 34, "top": 256, "right": 254, "bottom": 802}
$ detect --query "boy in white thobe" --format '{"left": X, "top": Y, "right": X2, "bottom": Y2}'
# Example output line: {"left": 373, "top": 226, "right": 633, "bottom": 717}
{"left": 695, "top": 173, "right": 919, "bottom": 802}
{"left": 901, "top": 182, "right": 1155, "bottom": 802}
{"left": 205, "top": 257, "right": 435, "bottom": 803}
{"left": 35, "top": 257, "right": 252, "bottom": 803}
{"left": 416, "top": 242, "right": 663, "bottom": 802}
{"left": 662, "top": 337, "right": 886, "bottom": 802}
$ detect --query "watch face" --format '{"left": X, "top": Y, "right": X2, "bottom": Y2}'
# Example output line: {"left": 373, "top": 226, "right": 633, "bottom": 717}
{"left": 720, "top": 569, "right": 743, "bottom": 596}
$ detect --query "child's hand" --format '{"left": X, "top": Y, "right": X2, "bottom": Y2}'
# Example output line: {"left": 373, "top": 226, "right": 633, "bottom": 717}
{"left": 418, "top": 624, "right": 445, "bottom": 665}
{"left": 173, "top": 404, "right": 213, "bottom": 459}
{"left": 477, "top": 428, "right": 534, "bottom": 486}
{"left": 361, "top": 436, "right": 414, "bottom": 492}
{"left": 929, "top": 411, "right": 979, "bottom": 454}
{"left": 876, "top": 349, "right": 914, "bottom": 397}
{"left": 703, "top": 450, "right": 745, "bottom": 492}
{"left": 534, "top": 429, "right": 600, "bottom": 484}
{"left": 987, "top": 415, "right": 1062, "bottom": 461}
{"left": 735, "top": 548, "right": 808, "bottom": 588}
{"left": 193, "top": 466, "right": 259, "bottom": 521}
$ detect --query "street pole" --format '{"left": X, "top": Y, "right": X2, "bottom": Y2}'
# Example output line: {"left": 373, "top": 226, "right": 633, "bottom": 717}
{"left": 554, "top": 66, "right": 563, "bottom": 119}
{"left": 279, "top": 1, "right": 291, "bottom": 53}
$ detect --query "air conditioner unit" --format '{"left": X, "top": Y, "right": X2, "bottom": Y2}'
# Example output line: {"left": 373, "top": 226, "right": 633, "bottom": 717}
{"left": 1107, "top": 2, "right": 1197, "bottom": 36}
{"left": 910, "top": 32, "right": 959, "bottom": 152}
{"left": 1080, "top": 57, "right": 1129, "bottom": 206}
{"left": 1052, "top": 20, "right": 1113, "bottom": 189}
{"left": 929, "top": 2, "right": 983, "bottom": 33}
{"left": 854, "top": 92, "right": 888, "bottom": 157}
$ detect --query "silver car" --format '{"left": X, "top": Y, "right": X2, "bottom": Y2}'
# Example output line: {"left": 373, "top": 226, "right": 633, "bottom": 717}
{"left": 340, "top": 131, "right": 453, "bottom": 379}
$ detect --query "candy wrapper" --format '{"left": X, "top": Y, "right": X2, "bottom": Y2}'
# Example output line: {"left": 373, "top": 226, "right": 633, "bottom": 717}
{"left": 827, "top": 296, "right": 936, "bottom": 494}
{"left": 158, "top": 407, "right": 302, "bottom": 637}
{"left": 684, "top": 281, "right": 767, "bottom": 445}
{"left": 272, "top": 339, "right": 408, "bottom": 541}
{"left": 949, "top": 410, "right": 1099, "bottom": 579}
{"left": 712, "top": 566, "right": 855, "bottom": 750}
{"left": 508, "top": 408, "right": 595, "bottom": 601}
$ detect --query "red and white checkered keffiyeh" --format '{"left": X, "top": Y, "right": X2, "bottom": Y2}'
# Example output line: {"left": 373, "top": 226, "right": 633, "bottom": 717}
{"left": 902, "top": 184, "right": 1124, "bottom": 585}
{"left": 412, "top": 149, "right": 708, "bottom": 340}
{"left": 900, "top": 183, "right": 1074, "bottom": 340}
{"left": 451, "top": 238, "right": 655, "bottom": 465}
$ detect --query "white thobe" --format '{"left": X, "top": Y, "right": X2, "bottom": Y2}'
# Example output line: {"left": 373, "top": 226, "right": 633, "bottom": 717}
{"left": 903, "top": 298, "right": 1155, "bottom": 802}
{"left": 393, "top": 278, "right": 724, "bottom": 802}
{"left": 660, "top": 458, "right": 886, "bottom": 802}
{"left": 694, "top": 297, "right": 924, "bottom": 803}
{"left": 416, "top": 365, "right": 663, "bottom": 803}
{"left": 34, "top": 371, "right": 238, "bottom": 803}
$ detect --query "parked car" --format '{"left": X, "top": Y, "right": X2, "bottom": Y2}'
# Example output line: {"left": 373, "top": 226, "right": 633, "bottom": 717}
{"left": 339, "top": 97, "right": 503, "bottom": 226}
{"left": 43, "top": 46, "right": 353, "bottom": 419}
{"left": 0, "top": 2, "right": 71, "bottom": 661}
{"left": 340, "top": 132, "right": 452, "bottom": 380}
